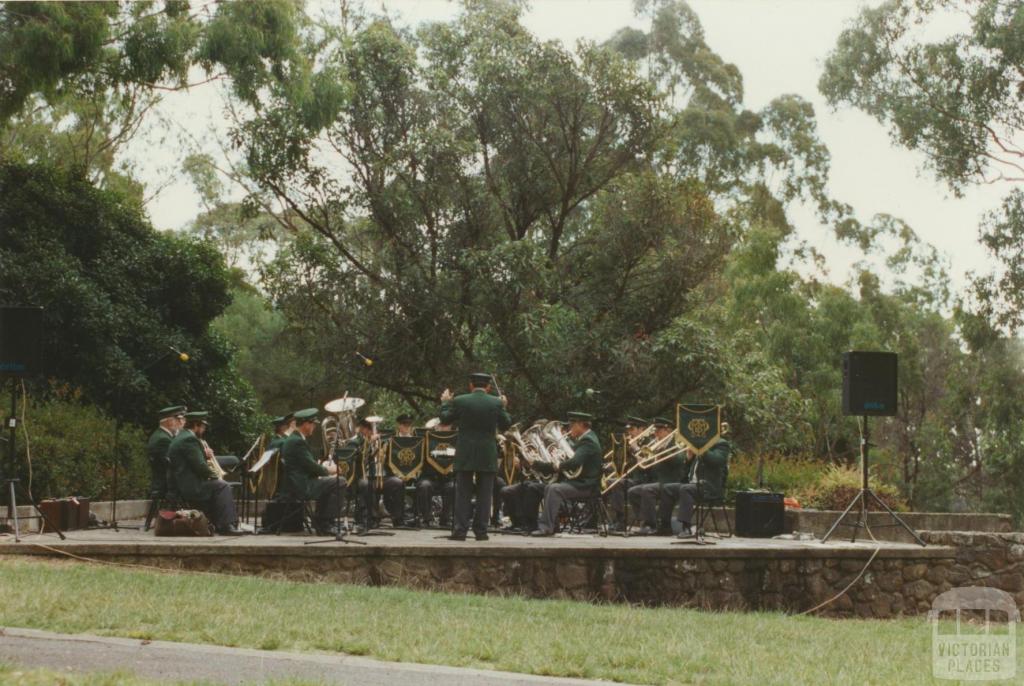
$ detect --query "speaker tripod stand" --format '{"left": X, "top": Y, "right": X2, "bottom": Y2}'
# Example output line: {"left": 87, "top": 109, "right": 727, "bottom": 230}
{"left": 821, "top": 416, "right": 925, "bottom": 547}
{"left": 3, "top": 378, "right": 64, "bottom": 542}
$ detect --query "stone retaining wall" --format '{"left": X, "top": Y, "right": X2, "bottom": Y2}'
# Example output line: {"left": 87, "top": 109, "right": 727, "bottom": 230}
{"left": 8, "top": 532, "right": 1023, "bottom": 618}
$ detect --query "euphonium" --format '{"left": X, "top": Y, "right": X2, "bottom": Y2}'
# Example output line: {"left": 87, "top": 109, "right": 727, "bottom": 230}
{"left": 541, "top": 420, "right": 582, "bottom": 480}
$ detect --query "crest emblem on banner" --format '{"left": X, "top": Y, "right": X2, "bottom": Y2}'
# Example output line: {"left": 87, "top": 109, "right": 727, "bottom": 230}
{"left": 333, "top": 445, "right": 358, "bottom": 486}
{"left": 675, "top": 404, "right": 722, "bottom": 456}
{"left": 426, "top": 430, "right": 458, "bottom": 476}
{"left": 387, "top": 435, "right": 424, "bottom": 481}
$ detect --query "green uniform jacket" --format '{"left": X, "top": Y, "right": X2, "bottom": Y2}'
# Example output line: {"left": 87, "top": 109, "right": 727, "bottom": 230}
{"left": 653, "top": 453, "right": 687, "bottom": 486}
{"left": 167, "top": 429, "right": 219, "bottom": 502}
{"left": 281, "top": 431, "right": 330, "bottom": 499}
{"left": 560, "top": 429, "right": 603, "bottom": 489}
{"left": 439, "top": 389, "right": 512, "bottom": 473}
{"left": 267, "top": 434, "right": 286, "bottom": 453}
{"left": 694, "top": 439, "right": 730, "bottom": 501}
{"left": 146, "top": 427, "right": 173, "bottom": 495}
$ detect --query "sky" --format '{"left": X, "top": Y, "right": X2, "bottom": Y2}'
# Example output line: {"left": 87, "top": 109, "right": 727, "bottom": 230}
{"left": 139, "top": 0, "right": 1009, "bottom": 292}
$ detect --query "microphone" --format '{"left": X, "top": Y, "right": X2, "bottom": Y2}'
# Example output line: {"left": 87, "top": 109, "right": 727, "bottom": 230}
{"left": 355, "top": 351, "right": 374, "bottom": 367}
{"left": 169, "top": 346, "right": 190, "bottom": 363}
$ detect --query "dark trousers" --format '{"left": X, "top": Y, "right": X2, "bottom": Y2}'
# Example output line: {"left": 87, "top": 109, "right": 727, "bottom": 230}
{"left": 355, "top": 478, "right": 378, "bottom": 528}
{"left": 519, "top": 480, "right": 547, "bottom": 531}
{"left": 538, "top": 482, "right": 596, "bottom": 534}
{"left": 382, "top": 475, "right": 407, "bottom": 525}
{"left": 674, "top": 482, "right": 701, "bottom": 527}
{"left": 415, "top": 476, "right": 454, "bottom": 525}
{"left": 500, "top": 482, "right": 527, "bottom": 528}
{"left": 604, "top": 477, "right": 634, "bottom": 525}
{"left": 628, "top": 482, "right": 675, "bottom": 529}
{"left": 312, "top": 477, "right": 346, "bottom": 529}
{"left": 492, "top": 475, "right": 507, "bottom": 523}
{"left": 203, "top": 480, "right": 238, "bottom": 532}
{"left": 453, "top": 471, "right": 494, "bottom": 536}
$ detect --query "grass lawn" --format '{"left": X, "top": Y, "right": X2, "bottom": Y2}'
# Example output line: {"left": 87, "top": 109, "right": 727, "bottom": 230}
{"left": 0, "top": 558, "right": 1018, "bottom": 685}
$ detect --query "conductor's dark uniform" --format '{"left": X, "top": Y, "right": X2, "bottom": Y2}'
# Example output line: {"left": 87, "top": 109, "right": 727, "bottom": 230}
{"left": 439, "top": 374, "right": 512, "bottom": 539}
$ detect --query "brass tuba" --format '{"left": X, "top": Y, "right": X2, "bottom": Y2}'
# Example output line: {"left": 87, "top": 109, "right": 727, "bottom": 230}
{"left": 601, "top": 428, "right": 687, "bottom": 495}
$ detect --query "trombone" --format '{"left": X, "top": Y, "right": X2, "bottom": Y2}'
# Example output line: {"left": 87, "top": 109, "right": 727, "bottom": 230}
{"left": 601, "top": 429, "right": 689, "bottom": 495}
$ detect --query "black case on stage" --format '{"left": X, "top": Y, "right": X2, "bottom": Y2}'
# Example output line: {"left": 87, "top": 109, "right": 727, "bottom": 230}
{"left": 261, "top": 500, "right": 304, "bottom": 533}
{"left": 734, "top": 491, "right": 785, "bottom": 538}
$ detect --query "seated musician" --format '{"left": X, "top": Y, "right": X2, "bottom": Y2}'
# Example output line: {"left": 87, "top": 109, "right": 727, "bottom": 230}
{"left": 347, "top": 417, "right": 379, "bottom": 531}
{"left": 417, "top": 419, "right": 455, "bottom": 527}
{"left": 381, "top": 413, "right": 416, "bottom": 527}
{"left": 501, "top": 422, "right": 546, "bottom": 533}
{"left": 280, "top": 408, "right": 345, "bottom": 536}
{"left": 147, "top": 405, "right": 185, "bottom": 498}
{"left": 675, "top": 428, "right": 731, "bottom": 539}
{"left": 167, "top": 411, "right": 243, "bottom": 536}
{"left": 627, "top": 416, "right": 686, "bottom": 536}
{"left": 529, "top": 411, "right": 603, "bottom": 537}
{"left": 267, "top": 413, "right": 295, "bottom": 452}
{"left": 605, "top": 415, "right": 648, "bottom": 530}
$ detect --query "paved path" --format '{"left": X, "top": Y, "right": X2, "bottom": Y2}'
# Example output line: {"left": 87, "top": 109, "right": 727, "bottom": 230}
{"left": 0, "top": 627, "right": 626, "bottom": 685}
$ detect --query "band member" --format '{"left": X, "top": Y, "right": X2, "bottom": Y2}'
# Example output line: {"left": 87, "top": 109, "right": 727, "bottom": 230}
{"left": 675, "top": 431, "right": 732, "bottom": 538}
{"left": 439, "top": 372, "right": 512, "bottom": 541}
{"left": 280, "top": 408, "right": 346, "bottom": 535}
{"left": 529, "top": 412, "right": 603, "bottom": 536}
{"left": 347, "top": 417, "right": 379, "bottom": 531}
{"left": 417, "top": 419, "right": 455, "bottom": 527}
{"left": 167, "top": 411, "right": 243, "bottom": 535}
{"left": 627, "top": 416, "right": 686, "bottom": 535}
{"left": 381, "top": 413, "right": 415, "bottom": 526}
{"left": 147, "top": 405, "right": 185, "bottom": 497}
{"left": 604, "top": 415, "right": 647, "bottom": 529}
{"left": 267, "top": 413, "right": 295, "bottom": 452}
{"left": 501, "top": 439, "right": 545, "bottom": 532}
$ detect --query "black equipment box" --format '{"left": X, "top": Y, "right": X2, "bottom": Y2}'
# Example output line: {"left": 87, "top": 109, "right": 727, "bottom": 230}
{"left": 842, "top": 351, "right": 898, "bottom": 417}
{"left": 0, "top": 306, "right": 43, "bottom": 377}
{"left": 261, "top": 500, "right": 304, "bottom": 533}
{"left": 734, "top": 491, "right": 785, "bottom": 538}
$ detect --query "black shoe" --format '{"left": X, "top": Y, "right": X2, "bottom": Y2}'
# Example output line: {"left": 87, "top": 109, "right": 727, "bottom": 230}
{"left": 475, "top": 531, "right": 489, "bottom": 541}
{"left": 218, "top": 526, "right": 244, "bottom": 536}
{"left": 637, "top": 525, "right": 656, "bottom": 536}
{"left": 449, "top": 532, "right": 467, "bottom": 541}
{"left": 676, "top": 525, "right": 694, "bottom": 539}
{"left": 316, "top": 525, "right": 340, "bottom": 536}
{"left": 529, "top": 529, "right": 553, "bottom": 537}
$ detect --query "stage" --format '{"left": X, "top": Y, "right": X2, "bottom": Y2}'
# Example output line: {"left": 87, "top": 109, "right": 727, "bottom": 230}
{"left": 3, "top": 522, "right": 1009, "bottom": 619}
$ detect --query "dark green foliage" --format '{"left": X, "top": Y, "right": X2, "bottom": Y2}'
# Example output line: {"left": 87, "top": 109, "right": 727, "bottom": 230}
{"left": 7, "top": 388, "right": 149, "bottom": 500}
{"left": 0, "top": 159, "right": 259, "bottom": 452}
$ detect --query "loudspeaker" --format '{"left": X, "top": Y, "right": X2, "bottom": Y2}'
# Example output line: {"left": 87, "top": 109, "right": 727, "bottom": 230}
{"left": 842, "top": 351, "right": 897, "bottom": 417}
{"left": 0, "top": 306, "right": 43, "bottom": 377}
{"left": 734, "top": 491, "right": 785, "bottom": 538}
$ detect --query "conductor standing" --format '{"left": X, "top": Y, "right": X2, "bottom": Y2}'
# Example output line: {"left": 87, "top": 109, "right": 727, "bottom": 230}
{"left": 440, "top": 373, "right": 512, "bottom": 541}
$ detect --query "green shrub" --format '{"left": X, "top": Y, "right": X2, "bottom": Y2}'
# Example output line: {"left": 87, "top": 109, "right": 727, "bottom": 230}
{"left": 798, "top": 464, "right": 908, "bottom": 512}
{"left": 727, "top": 452, "right": 822, "bottom": 500}
{"left": 6, "top": 389, "right": 149, "bottom": 501}
{"left": 728, "top": 453, "right": 907, "bottom": 511}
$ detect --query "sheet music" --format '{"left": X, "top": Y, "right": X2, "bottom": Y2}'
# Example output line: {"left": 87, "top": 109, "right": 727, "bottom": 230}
{"left": 249, "top": 448, "right": 278, "bottom": 473}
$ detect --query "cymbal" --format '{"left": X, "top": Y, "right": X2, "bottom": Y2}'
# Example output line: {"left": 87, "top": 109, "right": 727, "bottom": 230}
{"left": 325, "top": 396, "right": 365, "bottom": 414}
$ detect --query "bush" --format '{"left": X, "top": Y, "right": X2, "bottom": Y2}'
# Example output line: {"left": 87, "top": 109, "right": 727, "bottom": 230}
{"left": 4, "top": 389, "right": 149, "bottom": 501}
{"left": 798, "top": 464, "right": 908, "bottom": 512}
{"left": 728, "top": 453, "right": 908, "bottom": 511}
{"left": 727, "top": 452, "right": 823, "bottom": 500}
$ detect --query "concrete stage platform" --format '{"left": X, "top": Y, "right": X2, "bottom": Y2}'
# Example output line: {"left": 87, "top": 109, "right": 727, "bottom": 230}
{"left": 3, "top": 521, "right": 1004, "bottom": 619}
